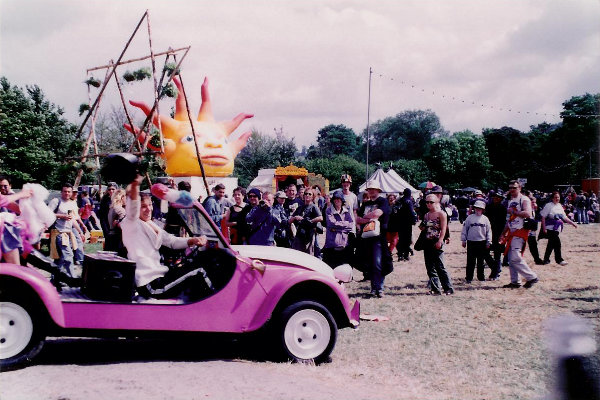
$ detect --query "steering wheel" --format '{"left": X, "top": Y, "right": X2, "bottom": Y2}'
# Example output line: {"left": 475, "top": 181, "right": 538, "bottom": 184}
{"left": 182, "top": 245, "right": 215, "bottom": 293}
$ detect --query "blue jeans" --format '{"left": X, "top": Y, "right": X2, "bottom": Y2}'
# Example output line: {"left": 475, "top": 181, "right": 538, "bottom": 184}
{"left": 423, "top": 246, "right": 453, "bottom": 293}
{"left": 576, "top": 208, "right": 588, "bottom": 224}
{"left": 55, "top": 233, "right": 74, "bottom": 276}
{"left": 73, "top": 229, "right": 85, "bottom": 264}
{"left": 366, "top": 237, "right": 384, "bottom": 291}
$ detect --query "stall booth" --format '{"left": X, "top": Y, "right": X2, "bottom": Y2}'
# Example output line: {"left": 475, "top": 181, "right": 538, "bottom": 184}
{"left": 249, "top": 165, "right": 329, "bottom": 194}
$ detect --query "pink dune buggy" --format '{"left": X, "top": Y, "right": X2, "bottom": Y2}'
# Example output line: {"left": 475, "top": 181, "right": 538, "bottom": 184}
{"left": 0, "top": 203, "right": 359, "bottom": 370}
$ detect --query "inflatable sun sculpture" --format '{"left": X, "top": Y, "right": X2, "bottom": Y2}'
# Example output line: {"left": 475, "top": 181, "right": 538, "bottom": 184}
{"left": 125, "top": 76, "right": 253, "bottom": 177}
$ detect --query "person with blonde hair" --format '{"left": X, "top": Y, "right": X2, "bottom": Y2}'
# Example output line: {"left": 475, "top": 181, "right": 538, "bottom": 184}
{"left": 105, "top": 189, "right": 126, "bottom": 255}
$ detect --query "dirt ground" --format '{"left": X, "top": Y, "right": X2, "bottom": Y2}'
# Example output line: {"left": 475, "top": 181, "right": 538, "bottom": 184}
{"left": 1, "top": 223, "right": 598, "bottom": 400}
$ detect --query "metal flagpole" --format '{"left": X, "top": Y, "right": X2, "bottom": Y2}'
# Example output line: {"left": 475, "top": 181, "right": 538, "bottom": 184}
{"left": 366, "top": 67, "right": 372, "bottom": 182}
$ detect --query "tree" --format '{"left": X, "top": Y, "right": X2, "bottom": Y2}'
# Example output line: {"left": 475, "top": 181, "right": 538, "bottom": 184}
{"left": 362, "top": 109, "right": 447, "bottom": 162}
{"left": 389, "top": 159, "right": 430, "bottom": 188}
{"left": 425, "top": 130, "right": 491, "bottom": 189}
{"left": 306, "top": 124, "right": 359, "bottom": 160}
{"left": 233, "top": 130, "right": 297, "bottom": 187}
{"left": 302, "top": 155, "right": 369, "bottom": 192}
{"left": 0, "top": 77, "right": 82, "bottom": 188}
{"left": 482, "top": 126, "right": 530, "bottom": 187}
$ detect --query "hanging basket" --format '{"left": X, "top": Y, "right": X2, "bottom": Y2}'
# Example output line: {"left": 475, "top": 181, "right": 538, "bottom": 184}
{"left": 78, "top": 103, "right": 91, "bottom": 116}
{"left": 163, "top": 62, "right": 180, "bottom": 76}
{"left": 159, "top": 83, "right": 178, "bottom": 99}
{"left": 123, "top": 71, "right": 135, "bottom": 82}
{"left": 133, "top": 67, "right": 152, "bottom": 81}
{"left": 84, "top": 77, "right": 101, "bottom": 88}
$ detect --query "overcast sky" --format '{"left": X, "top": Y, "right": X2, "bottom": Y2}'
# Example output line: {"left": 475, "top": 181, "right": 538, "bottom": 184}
{"left": 1, "top": 0, "right": 599, "bottom": 148}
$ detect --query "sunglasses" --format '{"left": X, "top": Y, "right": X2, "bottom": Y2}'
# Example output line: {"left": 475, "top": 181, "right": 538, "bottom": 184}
{"left": 425, "top": 201, "right": 435, "bottom": 204}
{"left": 509, "top": 186, "right": 519, "bottom": 189}
{"left": 304, "top": 193, "right": 313, "bottom": 196}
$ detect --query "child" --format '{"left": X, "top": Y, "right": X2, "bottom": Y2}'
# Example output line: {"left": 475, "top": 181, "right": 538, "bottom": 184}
{"left": 461, "top": 200, "right": 492, "bottom": 283}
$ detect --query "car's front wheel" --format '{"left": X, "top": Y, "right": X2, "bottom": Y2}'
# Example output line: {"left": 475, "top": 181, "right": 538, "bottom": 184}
{"left": 277, "top": 301, "right": 337, "bottom": 364}
{"left": 0, "top": 295, "right": 46, "bottom": 371}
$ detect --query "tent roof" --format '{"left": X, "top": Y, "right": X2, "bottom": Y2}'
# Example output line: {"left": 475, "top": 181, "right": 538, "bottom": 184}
{"left": 358, "top": 168, "right": 420, "bottom": 199}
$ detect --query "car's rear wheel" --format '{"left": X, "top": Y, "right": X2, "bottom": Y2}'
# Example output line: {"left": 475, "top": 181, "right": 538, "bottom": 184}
{"left": 277, "top": 301, "right": 337, "bottom": 364}
{"left": 0, "top": 295, "right": 45, "bottom": 371}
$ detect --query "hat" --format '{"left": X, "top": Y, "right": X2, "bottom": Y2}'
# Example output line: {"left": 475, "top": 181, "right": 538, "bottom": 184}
{"left": 473, "top": 200, "right": 486, "bottom": 209}
{"left": 247, "top": 188, "right": 261, "bottom": 197}
{"left": 331, "top": 190, "right": 345, "bottom": 203}
{"left": 365, "top": 181, "right": 382, "bottom": 192}
{"left": 340, "top": 174, "right": 352, "bottom": 183}
{"left": 403, "top": 188, "right": 412, "bottom": 196}
{"left": 107, "top": 182, "right": 118, "bottom": 188}
{"left": 474, "top": 189, "right": 483, "bottom": 196}
{"left": 431, "top": 185, "right": 443, "bottom": 194}
{"left": 493, "top": 189, "right": 505, "bottom": 198}
{"left": 275, "top": 190, "right": 287, "bottom": 199}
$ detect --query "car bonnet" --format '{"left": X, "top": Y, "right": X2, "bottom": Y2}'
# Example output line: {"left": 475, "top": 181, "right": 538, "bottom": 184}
{"left": 231, "top": 245, "right": 335, "bottom": 279}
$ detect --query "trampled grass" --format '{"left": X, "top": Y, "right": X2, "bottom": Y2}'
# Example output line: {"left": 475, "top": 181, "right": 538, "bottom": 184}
{"left": 313, "top": 222, "right": 599, "bottom": 400}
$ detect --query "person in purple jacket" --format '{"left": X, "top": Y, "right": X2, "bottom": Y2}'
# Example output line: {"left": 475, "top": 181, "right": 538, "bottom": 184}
{"left": 322, "top": 191, "right": 354, "bottom": 268}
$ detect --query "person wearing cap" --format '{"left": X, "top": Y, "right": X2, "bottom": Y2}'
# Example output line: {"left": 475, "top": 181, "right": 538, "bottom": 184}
{"left": 420, "top": 194, "right": 454, "bottom": 295}
{"left": 356, "top": 181, "right": 392, "bottom": 298}
{"left": 273, "top": 191, "right": 291, "bottom": 247}
{"left": 461, "top": 200, "right": 493, "bottom": 283}
{"left": 484, "top": 189, "right": 508, "bottom": 280}
{"left": 322, "top": 190, "right": 354, "bottom": 268}
{"left": 499, "top": 180, "right": 538, "bottom": 289}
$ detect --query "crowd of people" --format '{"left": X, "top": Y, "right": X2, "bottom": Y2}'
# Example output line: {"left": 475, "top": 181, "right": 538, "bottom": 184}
{"left": 1, "top": 170, "right": 597, "bottom": 299}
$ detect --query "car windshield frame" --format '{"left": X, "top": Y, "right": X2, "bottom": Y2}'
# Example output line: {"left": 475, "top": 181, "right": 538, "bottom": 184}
{"left": 174, "top": 202, "right": 231, "bottom": 249}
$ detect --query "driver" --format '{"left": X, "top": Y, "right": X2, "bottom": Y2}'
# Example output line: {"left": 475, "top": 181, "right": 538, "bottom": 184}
{"left": 121, "top": 175, "right": 208, "bottom": 298}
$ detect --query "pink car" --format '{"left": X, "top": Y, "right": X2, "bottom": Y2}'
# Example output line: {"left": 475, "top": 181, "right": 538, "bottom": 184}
{"left": 0, "top": 204, "right": 359, "bottom": 370}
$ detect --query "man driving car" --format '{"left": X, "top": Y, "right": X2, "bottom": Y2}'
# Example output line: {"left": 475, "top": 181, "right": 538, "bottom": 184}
{"left": 121, "top": 175, "right": 208, "bottom": 298}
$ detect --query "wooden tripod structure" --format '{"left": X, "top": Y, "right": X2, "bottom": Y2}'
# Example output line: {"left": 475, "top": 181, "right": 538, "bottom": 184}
{"left": 74, "top": 10, "right": 210, "bottom": 194}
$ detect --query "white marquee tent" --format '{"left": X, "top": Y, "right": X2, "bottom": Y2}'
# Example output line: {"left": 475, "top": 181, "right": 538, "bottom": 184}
{"left": 358, "top": 168, "right": 419, "bottom": 199}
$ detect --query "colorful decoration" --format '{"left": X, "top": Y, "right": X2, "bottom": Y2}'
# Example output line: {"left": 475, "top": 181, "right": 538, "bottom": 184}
{"left": 125, "top": 76, "right": 253, "bottom": 177}
{"left": 150, "top": 183, "right": 194, "bottom": 207}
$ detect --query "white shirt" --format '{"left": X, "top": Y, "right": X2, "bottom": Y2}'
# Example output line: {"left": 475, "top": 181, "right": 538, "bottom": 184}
{"left": 540, "top": 202, "right": 566, "bottom": 231}
{"left": 121, "top": 197, "right": 189, "bottom": 287}
{"left": 47, "top": 198, "right": 79, "bottom": 232}
{"left": 506, "top": 194, "right": 529, "bottom": 231}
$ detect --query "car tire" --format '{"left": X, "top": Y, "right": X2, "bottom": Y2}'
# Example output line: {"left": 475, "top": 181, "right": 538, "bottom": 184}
{"left": 0, "top": 294, "right": 46, "bottom": 371}
{"left": 276, "top": 300, "right": 337, "bottom": 364}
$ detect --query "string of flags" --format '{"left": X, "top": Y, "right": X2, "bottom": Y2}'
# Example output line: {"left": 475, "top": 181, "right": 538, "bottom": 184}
{"left": 372, "top": 71, "right": 600, "bottom": 119}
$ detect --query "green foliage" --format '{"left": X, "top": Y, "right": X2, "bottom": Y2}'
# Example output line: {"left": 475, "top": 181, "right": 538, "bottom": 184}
{"left": 306, "top": 124, "right": 359, "bottom": 160}
{"left": 233, "top": 130, "right": 297, "bottom": 187}
{"left": 426, "top": 130, "right": 491, "bottom": 190}
{"left": 302, "top": 155, "right": 369, "bottom": 191}
{"left": 163, "top": 62, "right": 180, "bottom": 76}
{"left": 0, "top": 77, "right": 82, "bottom": 188}
{"left": 362, "top": 109, "right": 446, "bottom": 162}
{"left": 84, "top": 77, "right": 101, "bottom": 88}
{"left": 159, "top": 83, "right": 178, "bottom": 99}
{"left": 78, "top": 103, "right": 91, "bottom": 116}
{"left": 388, "top": 159, "right": 430, "bottom": 188}
{"left": 133, "top": 67, "right": 152, "bottom": 81}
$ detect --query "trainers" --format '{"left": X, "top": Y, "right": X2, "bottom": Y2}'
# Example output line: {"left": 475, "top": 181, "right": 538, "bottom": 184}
{"left": 465, "top": 280, "right": 472, "bottom": 284}
{"left": 558, "top": 261, "right": 568, "bottom": 266}
{"left": 523, "top": 278, "right": 539, "bottom": 288}
{"left": 488, "top": 276, "right": 500, "bottom": 281}
{"left": 444, "top": 288, "right": 455, "bottom": 295}
{"left": 427, "top": 289, "right": 442, "bottom": 295}
{"left": 543, "top": 260, "right": 551, "bottom": 265}
{"left": 534, "top": 259, "right": 545, "bottom": 265}
{"left": 502, "top": 282, "right": 521, "bottom": 289}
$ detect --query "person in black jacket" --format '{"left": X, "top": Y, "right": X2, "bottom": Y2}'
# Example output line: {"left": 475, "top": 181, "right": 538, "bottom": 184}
{"left": 484, "top": 189, "right": 508, "bottom": 280}
{"left": 395, "top": 188, "right": 417, "bottom": 261}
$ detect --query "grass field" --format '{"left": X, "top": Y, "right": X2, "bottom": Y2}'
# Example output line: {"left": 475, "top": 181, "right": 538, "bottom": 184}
{"left": 311, "top": 222, "right": 599, "bottom": 400}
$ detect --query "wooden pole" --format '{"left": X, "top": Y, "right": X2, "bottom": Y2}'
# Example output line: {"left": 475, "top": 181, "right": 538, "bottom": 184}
{"left": 75, "top": 11, "right": 149, "bottom": 139}
{"left": 366, "top": 67, "right": 372, "bottom": 182}
{"left": 176, "top": 70, "right": 211, "bottom": 195}
{"left": 86, "top": 47, "right": 190, "bottom": 73}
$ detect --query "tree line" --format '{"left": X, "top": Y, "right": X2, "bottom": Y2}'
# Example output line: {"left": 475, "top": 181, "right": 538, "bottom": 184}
{"left": 1, "top": 76, "right": 598, "bottom": 192}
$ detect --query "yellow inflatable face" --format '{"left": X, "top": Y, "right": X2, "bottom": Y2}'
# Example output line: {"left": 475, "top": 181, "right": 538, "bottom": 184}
{"left": 127, "top": 76, "right": 253, "bottom": 177}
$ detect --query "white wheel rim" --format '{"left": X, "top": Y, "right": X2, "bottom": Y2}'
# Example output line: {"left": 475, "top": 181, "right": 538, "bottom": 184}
{"left": 0, "top": 302, "right": 34, "bottom": 359}
{"left": 284, "top": 308, "right": 331, "bottom": 360}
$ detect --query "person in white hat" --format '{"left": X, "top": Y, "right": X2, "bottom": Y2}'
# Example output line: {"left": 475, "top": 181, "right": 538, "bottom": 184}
{"left": 461, "top": 199, "right": 493, "bottom": 283}
{"left": 356, "top": 180, "right": 393, "bottom": 298}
